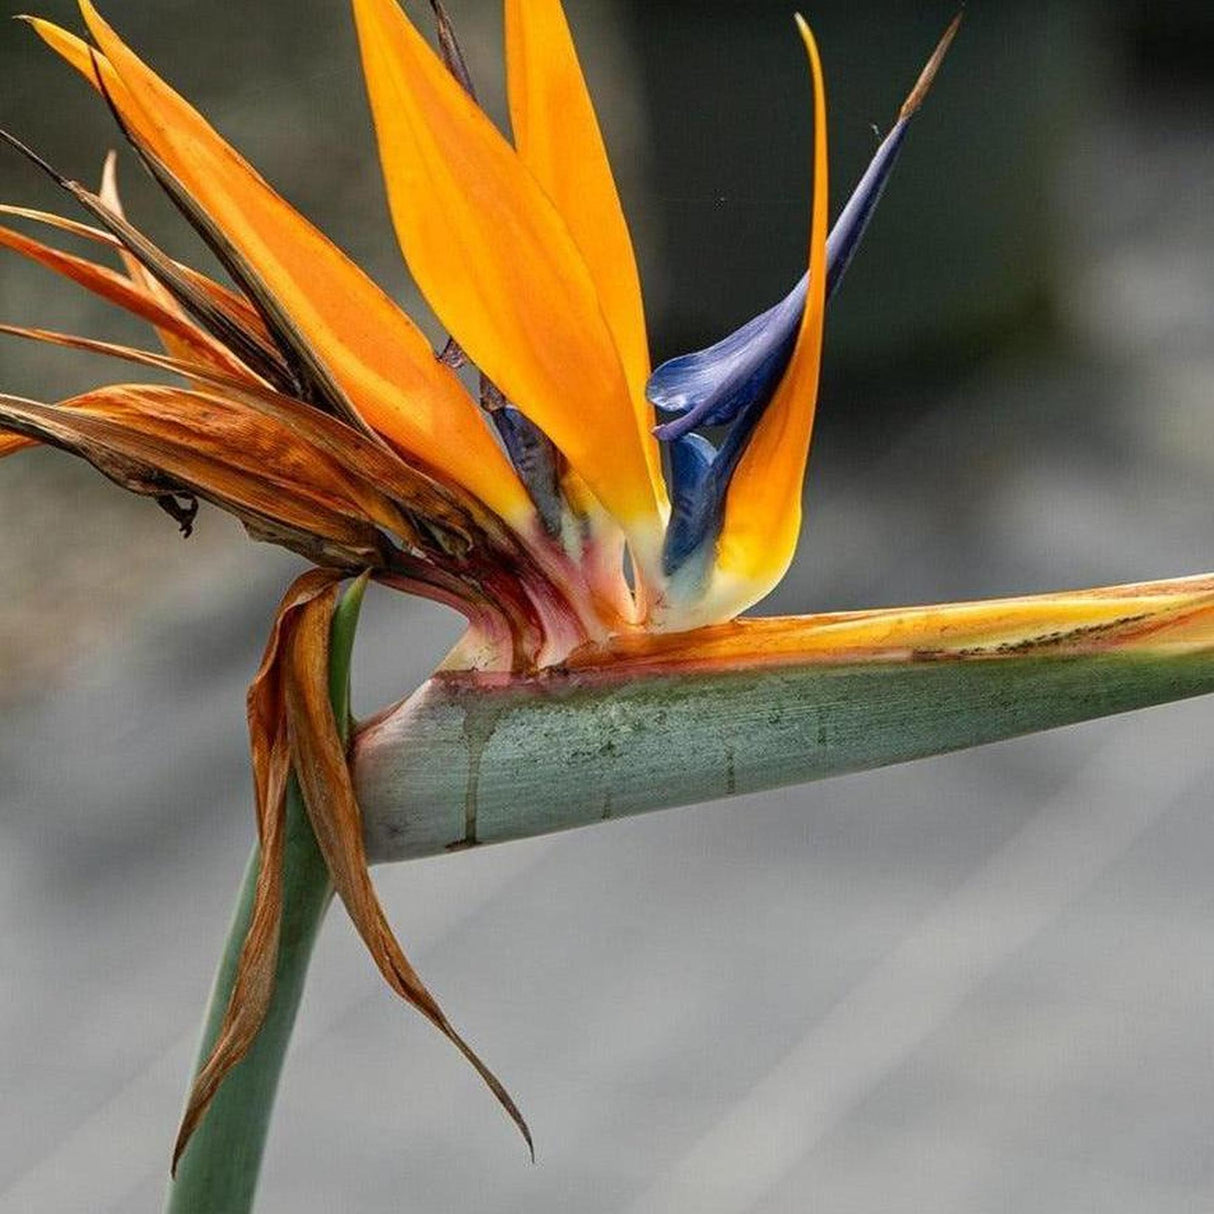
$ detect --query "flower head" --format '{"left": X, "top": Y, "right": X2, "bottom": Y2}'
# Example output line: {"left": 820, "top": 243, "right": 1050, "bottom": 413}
{"left": 27, "top": 0, "right": 1208, "bottom": 1179}
{"left": 1, "top": 0, "right": 960, "bottom": 678}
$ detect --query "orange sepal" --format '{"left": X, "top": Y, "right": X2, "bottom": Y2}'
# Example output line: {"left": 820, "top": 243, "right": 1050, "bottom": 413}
{"left": 504, "top": 0, "right": 662, "bottom": 492}
{"left": 352, "top": 0, "right": 666, "bottom": 569}
{"left": 692, "top": 16, "right": 830, "bottom": 627}
{"left": 0, "top": 195, "right": 273, "bottom": 344}
{"left": 0, "top": 222, "right": 244, "bottom": 368}
{"left": 32, "top": 9, "right": 532, "bottom": 527}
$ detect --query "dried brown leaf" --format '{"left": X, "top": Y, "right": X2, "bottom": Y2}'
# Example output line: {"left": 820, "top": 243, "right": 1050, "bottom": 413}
{"left": 173, "top": 569, "right": 342, "bottom": 1171}
{"left": 0, "top": 387, "right": 401, "bottom": 562}
{"left": 283, "top": 594, "right": 533, "bottom": 1155}
{"left": 0, "top": 327, "right": 487, "bottom": 558}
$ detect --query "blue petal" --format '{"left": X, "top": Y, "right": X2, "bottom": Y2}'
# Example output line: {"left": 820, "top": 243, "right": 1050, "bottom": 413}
{"left": 653, "top": 10, "right": 962, "bottom": 579}
{"left": 655, "top": 120, "right": 913, "bottom": 571}
{"left": 649, "top": 116, "right": 911, "bottom": 444}
{"left": 662, "top": 432, "right": 719, "bottom": 573}
{"left": 825, "top": 115, "right": 911, "bottom": 297}
{"left": 490, "top": 401, "right": 564, "bottom": 537}
{"left": 650, "top": 291, "right": 803, "bottom": 438}
{"left": 659, "top": 396, "right": 767, "bottom": 576}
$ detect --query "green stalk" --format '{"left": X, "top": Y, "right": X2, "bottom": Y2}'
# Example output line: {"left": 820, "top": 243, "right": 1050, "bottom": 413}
{"left": 165, "top": 576, "right": 366, "bottom": 1214}
{"left": 354, "top": 648, "right": 1214, "bottom": 862}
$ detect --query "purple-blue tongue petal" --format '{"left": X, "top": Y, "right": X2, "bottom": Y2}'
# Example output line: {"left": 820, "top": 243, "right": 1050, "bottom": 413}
{"left": 649, "top": 290, "right": 804, "bottom": 437}
{"left": 653, "top": 118, "right": 911, "bottom": 575}
{"left": 651, "top": 11, "right": 962, "bottom": 579}
{"left": 648, "top": 10, "right": 961, "bottom": 457}
{"left": 482, "top": 377, "right": 564, "bottom": 537}
{"left": 649, "top": 115, "right": 910, "bottom": 443}
{"left": 663, "top": 432, "right": 719, "bottom": 572}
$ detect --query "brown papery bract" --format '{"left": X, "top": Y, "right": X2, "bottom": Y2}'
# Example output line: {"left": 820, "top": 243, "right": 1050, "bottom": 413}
{"left": 284, "top": 590, "right": 534, "bottom": 1157}
{"left": 173, "top": 569, "right": 342, "bottom": 1171}
{"left": 0, "top": 387, "right": 400, "bottom": 568}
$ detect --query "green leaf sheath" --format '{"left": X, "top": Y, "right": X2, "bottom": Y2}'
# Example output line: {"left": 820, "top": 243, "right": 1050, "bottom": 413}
{"left": 354, "top": 649, "right": 1214, "bottom": 863}
{"left": 166, "top": 575, "right": 367, "bottom": 1214}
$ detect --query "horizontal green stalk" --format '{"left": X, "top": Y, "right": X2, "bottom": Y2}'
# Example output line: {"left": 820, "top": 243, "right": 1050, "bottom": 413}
{"left": 353, "top": 650, "right": 1214, "bottom": 863}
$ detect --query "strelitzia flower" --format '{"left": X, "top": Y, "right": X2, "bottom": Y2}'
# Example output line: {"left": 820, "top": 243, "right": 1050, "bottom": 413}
{"left": 5, "top": 0, "right": 1214, "bottom": 1203}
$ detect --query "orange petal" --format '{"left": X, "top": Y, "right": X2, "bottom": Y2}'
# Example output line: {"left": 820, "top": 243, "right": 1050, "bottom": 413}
{"left": 33, "top": 10, "right": 531, "bottom": 527}
{"left": 696, "top": 16, "right": 829, "bottom": 625}
{"left": 351, "top": 0, "right": 666, "bottom": 569}
{"left": 504, "top": 0, "right": 661, "bottom": 484}
{"left": 0, "top": 194, "right": 266, "bottom": 344}
{"left": 0, "top": 191, "right": 273, "bottom": 345}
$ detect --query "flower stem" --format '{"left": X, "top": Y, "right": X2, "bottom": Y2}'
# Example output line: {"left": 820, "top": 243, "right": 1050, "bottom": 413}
{"left": 165, "top": 787, "right": 331, "bottom": 1213}
{"left": 165, "top": 576, "right": 366, "bottom": 1213}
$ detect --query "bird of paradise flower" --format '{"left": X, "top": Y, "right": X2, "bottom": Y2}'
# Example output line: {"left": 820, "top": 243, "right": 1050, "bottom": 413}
{"left": 4, "top": 1, "right": 1214, "bottom": 1208}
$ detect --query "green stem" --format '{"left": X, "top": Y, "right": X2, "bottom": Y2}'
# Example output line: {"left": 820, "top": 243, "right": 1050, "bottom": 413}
{"left": 165, "top": 576, "right": 366, "bottom": 1213}
{"left": 165, "top": 785, "right": 331, "bottom": 1214}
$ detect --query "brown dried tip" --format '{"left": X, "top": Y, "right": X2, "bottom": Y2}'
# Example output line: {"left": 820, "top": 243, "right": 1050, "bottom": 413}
{"left": 429, "top": 0, "right": 477, "bottom": 100}
{"left": 899, "top": 10, "right": 963, "bottom": 121}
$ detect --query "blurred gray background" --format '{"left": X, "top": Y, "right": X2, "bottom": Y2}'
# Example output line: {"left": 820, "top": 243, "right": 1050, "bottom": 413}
{"left": 3, "top": 1, "right": 1214, "bottom": 1210}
